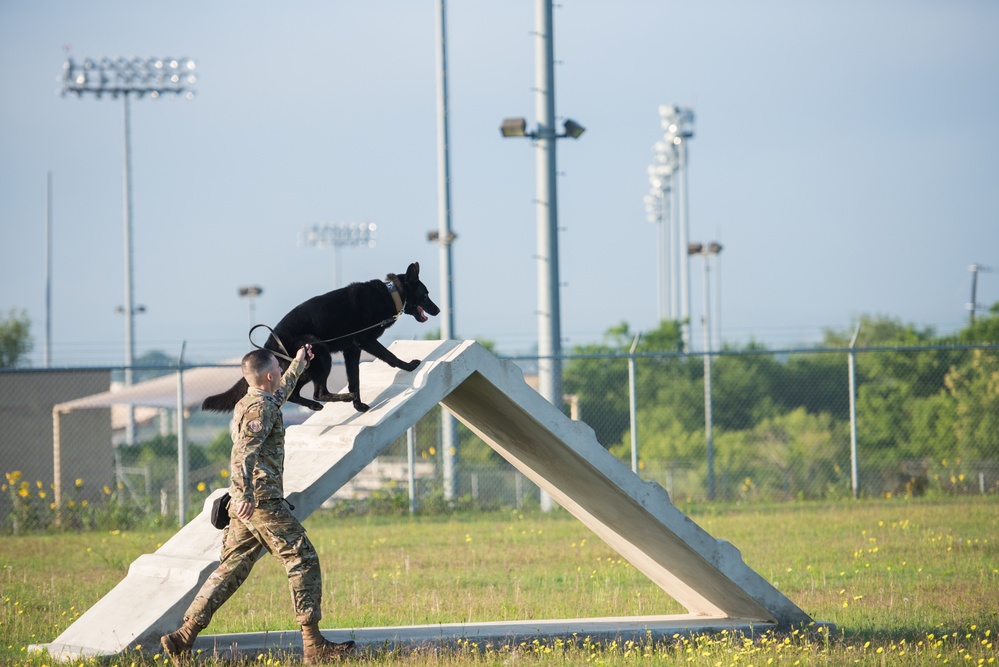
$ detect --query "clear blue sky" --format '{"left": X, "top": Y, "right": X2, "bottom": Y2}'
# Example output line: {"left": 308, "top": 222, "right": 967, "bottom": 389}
{"left": 2, "top": 1, "right": 997, "bottom": 367}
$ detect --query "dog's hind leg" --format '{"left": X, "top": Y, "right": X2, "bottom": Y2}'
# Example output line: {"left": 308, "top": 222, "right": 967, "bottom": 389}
{"left": 305, "top": 350, "right": 347, "bottom": 404}
{"left": 284, "top": 363, "right": 324, "bottom": 411}
{"left": 287, "top": 379, "right": 324, "bottom": 412}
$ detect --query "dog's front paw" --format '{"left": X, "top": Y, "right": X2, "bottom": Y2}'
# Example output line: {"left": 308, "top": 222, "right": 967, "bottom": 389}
{"left": 400, "top": 359, "right": 420, "bottom": 372}
{"left": 353, "top": 400, "right": 370, "bottom": 412}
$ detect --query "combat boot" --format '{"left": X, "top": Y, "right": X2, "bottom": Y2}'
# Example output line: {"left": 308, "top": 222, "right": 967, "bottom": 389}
{"left": 301, "top": 623, "right": 355, "bottom": 664}
{"left": 160, "top": 619, "right": 203, "bottom": 665}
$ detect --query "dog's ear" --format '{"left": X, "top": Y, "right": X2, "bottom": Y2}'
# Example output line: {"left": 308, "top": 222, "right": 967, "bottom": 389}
{"left": 407, "top": 262, "right": 420, "bottom": 280}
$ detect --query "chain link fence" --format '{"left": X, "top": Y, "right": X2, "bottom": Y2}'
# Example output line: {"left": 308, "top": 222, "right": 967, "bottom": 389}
{"left": 2, "top": 344, "right": 997, "bottom": 533}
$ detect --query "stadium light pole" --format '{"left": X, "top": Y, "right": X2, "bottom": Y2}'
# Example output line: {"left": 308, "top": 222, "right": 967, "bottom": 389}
{"left": 645, "top": 141, "right": 676, "bottom": 322}
{"left": 238, "top": 285, "right": 264, "bottom": 330}
{"left": 431, "top": 0, "right": 460, "bottom": 503}
{"left": 301, "top": 222, "right": 377, "bottom": 288}
{"left": 500, "top": 0, "right": 585, "bottom": 511}
{"left": 61, "top": 56, "right": 197, "bottom": 444}
{"left": 688, "top": 241, "right": 722, "bottom": 500}
{"left": 660, "top": 105, "right": 695, "bottom": 347}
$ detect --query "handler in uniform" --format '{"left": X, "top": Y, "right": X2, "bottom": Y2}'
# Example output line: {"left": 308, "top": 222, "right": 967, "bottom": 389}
{"left": 161, "top": 345, "right": 354, "bottom": 664}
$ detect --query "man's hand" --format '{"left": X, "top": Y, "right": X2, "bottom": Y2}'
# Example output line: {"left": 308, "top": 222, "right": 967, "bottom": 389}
{"left": 232, "top": 497, "right": 255, "bottom": 521}
{"left": 296, "top": 344, "right": 314, "bottom": 365}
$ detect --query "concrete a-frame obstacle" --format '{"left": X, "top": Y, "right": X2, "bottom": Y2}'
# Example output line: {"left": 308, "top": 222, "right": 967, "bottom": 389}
{"left": 35, "top": 340, "right": 815, "bottom": 661}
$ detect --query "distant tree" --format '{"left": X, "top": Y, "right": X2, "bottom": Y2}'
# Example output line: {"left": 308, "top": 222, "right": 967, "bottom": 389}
{"left": 945, "top": 348, "right": 999, "bottom": 461}
{"left": 731, "top": 408, "right": 848, "bottom": 500}
{"left": 819, "top": 315, "right": 961, "bottom": 461}
{"left": 0, "top": 309, "right": 33, "bottom": 368}
{"left": 781, "top": 351, "right": 848, "bottom": 419}
{"left": 565, "top": 320, "right": 685, "bottom": 449}
{"left": 709, "top": 344, "right": 784, "bottom": 431}
{"left": 959, "top": 302, "right": 999, "bottom": 344}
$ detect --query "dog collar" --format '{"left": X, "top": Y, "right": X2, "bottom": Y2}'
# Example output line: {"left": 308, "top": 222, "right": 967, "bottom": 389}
{"left": 385, "top": 278, "right": 404, "bottom": 314}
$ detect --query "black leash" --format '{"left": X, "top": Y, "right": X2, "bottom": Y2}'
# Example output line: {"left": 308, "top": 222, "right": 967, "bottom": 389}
{"left": 248, "top": 316, "right": 400, "bottom": 363}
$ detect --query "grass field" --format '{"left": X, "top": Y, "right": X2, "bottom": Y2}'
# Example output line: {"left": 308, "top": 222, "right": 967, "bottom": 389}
{"left": 2, "top": 497, "right": 996, "bottom": 665}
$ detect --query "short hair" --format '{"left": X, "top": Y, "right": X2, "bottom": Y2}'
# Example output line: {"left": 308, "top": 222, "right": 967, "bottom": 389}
{"left": 242, "top": 349, "right": 276, "bottom": 383}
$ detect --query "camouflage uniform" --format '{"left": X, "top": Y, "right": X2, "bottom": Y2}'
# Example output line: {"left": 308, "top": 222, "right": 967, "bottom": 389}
{"left": 184, "top": 357, "right": 324, "bottom": 628}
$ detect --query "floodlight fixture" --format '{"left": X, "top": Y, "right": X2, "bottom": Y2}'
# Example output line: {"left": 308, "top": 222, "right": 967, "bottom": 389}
{"left": 500, "top": 117, "right": 529, "bottom": 138}
{"left": 688, "top": 241, "right": 722, "bottom": 256}
{"left": 500, "top": 116, "right": 587, "bottom": 140}
{"left": 302, "top": 221, "right": 377, "bottom": 249}
{"left": 239, "top": 286, "right": 264, "bottom": 329}
{"left": 427, "top": 230, "right": 457, "bottom": 244}
{"left": 562, "top": 118, "right": 585, "bottom": 138}
{"left": 302, "top": 222, "right": 377, "bottom": 288}
{"left": 61, "top": 56, "right": 198, "bottom": 99}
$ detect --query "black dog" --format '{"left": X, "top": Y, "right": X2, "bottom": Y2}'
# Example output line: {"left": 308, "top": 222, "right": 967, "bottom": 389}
{"left": 203, "top": 262, "right": 440, "bottom": 413}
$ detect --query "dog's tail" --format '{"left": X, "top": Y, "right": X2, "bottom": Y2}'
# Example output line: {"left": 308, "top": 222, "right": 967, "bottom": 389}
{"left": 202, "top": 377, "right": 249, "bottom": 413}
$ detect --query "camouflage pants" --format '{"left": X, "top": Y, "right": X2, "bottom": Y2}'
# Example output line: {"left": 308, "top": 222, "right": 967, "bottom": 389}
{"left": 185, "top": 501, "right": 323, "bottom": 628}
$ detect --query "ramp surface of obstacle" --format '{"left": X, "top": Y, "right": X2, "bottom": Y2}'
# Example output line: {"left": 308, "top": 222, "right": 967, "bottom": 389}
{"left": 35, "top": 340, "right": 814, "bottom": 661}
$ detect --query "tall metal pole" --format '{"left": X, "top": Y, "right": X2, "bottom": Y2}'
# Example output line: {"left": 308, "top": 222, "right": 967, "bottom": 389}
{"left": 701, "top": 253, "right": 714, "bottom": 500}
{"left": 644, "top": 154, "right": 671, "bottom": 322}
{"left": 670, "top": 164, "right": 680, "bottom": 321}
{"left": 689, "top": 242, "right": 720, "bottom": 500}
{"left": 969, "top": 263, "right": 979, "bottom": 325}
{"left": 122, "top": 95, "right": 137, "bottom": 445}
{"left": 678, "top": 141, "right": 691, "bottom": 348}
{"left": 499, "top": 4, "right": 582, "bottom": 510}
{"left": 656, "top": 200, "right": 667, "bottom": 320}
{"left": 45, "top": 171, "right": 53, "bottom": 368}
{"left": 659, "top": 106, "right": 693, "bottom": 334}
{"left": 436, "top": 0, "right": 459, "bottom": 502}
{"left": 535, "top": 0, "right": 561, "bottom": 511}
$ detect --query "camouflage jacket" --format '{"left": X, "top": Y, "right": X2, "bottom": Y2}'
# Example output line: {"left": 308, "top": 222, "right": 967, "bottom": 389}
{"left": 228, "top": 357, "right": 307, "bottom": 504}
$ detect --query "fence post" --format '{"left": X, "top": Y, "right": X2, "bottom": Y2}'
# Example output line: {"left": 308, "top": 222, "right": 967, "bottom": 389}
{"left": 176, "top": 342, "right": 188, "bottom": 526}
{"left": 848, "top": 324, "right": 861, "bottom": 500}
{"left": 628, "top": 334, "right": 641, "bottom": 473}
{"left": 407, "top": 427, "right": 417, "bottom": 515}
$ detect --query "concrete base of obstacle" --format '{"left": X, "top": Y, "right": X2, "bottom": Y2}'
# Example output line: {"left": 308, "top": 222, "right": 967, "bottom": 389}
{"left": 181, "top": 616, "right": 786, "bottom": 662}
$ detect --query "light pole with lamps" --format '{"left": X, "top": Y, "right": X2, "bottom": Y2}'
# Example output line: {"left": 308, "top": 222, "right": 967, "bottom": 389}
{"left": 61, "top": 56, "right": 197, "bottom": 444}
{"left": 645, "top": 142, "right": 676, "bottom": 322}
{"left": 301, "top": 222, "right": 376, "bottom": 288}
{"left": 238, "top": 286, "right": 264, "bottom": 330}
{"left": 499, "top": 0, "right": 585, "bottom": 511}
{"left": 661, "top": 105, "right": 695, "bottom": 346}
{"left": 688, "top": 241, "right": 722, "bottom": 500}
